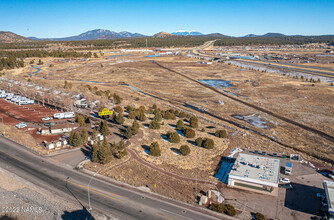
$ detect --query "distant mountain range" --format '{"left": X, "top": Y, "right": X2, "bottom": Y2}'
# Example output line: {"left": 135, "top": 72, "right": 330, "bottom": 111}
{"left": 29, "top": 29, "right": 146, "bottom": 41}
{"left": 0, "top": 29, "right": 333, "bottom": 43}
{"left": 0, "top": 31, "right": 33, "bottom": 43}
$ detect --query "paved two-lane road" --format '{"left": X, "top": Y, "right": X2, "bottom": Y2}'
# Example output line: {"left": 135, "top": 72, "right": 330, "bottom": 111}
{"left": 0, "top": 137, "right": 227, "bottom": 220}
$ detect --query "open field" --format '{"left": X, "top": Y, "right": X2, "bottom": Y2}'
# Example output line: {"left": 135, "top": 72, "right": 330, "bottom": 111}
{"left": 4, "top": 52, "right": 334, "bottom": 163}
{"left": 1, "top": 47, "right": 334, "bottom": 216}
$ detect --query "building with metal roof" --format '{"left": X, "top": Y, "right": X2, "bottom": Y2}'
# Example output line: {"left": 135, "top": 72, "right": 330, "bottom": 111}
{"left": 323, "top": 180, "right": 334, "bottom": 218}
{"left": 228, "top": 153, "right": 281, "bottom": 195}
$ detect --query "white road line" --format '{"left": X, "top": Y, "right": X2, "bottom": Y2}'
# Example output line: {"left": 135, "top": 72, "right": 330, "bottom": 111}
{"left": 160, "top": 208, "right": 193, "bottom": 220}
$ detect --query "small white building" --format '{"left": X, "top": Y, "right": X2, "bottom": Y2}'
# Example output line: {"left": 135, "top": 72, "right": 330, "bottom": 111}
{"left": 228, "top": 153, "right": 281, "bottom": 195}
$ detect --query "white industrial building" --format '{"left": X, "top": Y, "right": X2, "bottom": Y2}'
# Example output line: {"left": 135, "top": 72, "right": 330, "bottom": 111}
{"left": 228, "top": 153, "right": 281, "bottom": 195}
{"left": 323, "top": 180, "right": 334, "bottom": 219}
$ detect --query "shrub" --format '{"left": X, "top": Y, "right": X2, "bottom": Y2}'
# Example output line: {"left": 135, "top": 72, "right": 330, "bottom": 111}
{"left": 114, "top": 106, "right": 123, "bottom": 113}
{"left": 176, "top": 119, "right": 185, "bottom": 130}
{"left": 224, "top": 204, "right": 236, "bottom": 216}
{"left": 154, "top": 111, "right": 163, "bottom": 122}
{"left": 126, "top": 105, "right": 135, "bottom": 112}
{"left": 128, "top": 111, "right": 137, "bottom": 119}
{"left": 149, "top": 141, "right": 161, "bottom": 156}
{"left": 201, "top": 128, "right": 205, "bottom": 132}
{"left": 195, "top": 137, "right": 203, "bottom": 146}
{"left": 215, "top": 129, "right": 227, "bottom": 138}
{"left": 149, "top": 120, "right": 161, "bottom": 129}
{"left": 179, "top": 111, "right": 186, "bottom": 118}
{"left": 168, "top": 131, "right": 180, "bottom": 143}
{"left": 255, "top": 212, "right": 265, "bottom": 220}
{"left": 183, "top": 127, "right": 196, "bottom": 138}
{"left": 203, "top": 138, "right": 214, "bottom": 149}
{"left": 136, "top": 111, "right": 146, "bottom": 121}
{"left": 164, "top": 111, "right": 176, "bottom": 120}
{"left": 179, "top": 145, "right": 190, "bottom": 156}
{"left": 189, "top": 116, "right": 199, "bottom": 128}
{"left": 210, "top": 203, "right": 236, "bottom": 216}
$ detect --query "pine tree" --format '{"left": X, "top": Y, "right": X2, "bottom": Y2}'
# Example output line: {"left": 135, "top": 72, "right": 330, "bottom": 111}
{"left": 69, "top": 130, "right": 75, "bottom": 145}
{"left": 99, "top": 138, "right": 112, "bottom": 164}
{"left": 72, "top": 131, "right": 83, "bottom": 147}
{"left": 91, "top": 142, "right": 100, "bottom": 163}
{"left": 91, "top": 129, "right": 98, "bottom": 141}
{"left": 81, "top": 128, "right": 89, "bottom": 144}
{"left": 99, "top": 120, "right": 110, "bottom": 137}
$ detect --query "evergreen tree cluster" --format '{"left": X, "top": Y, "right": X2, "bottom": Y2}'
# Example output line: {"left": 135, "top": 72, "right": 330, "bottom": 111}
{"left": 0, "top": 55, "right": 24, "bottom": 71}
{"left": 0, "top": 50, "right": 92, "bottom": 59}
{"left": 111, "top": 140, "right": 128, "bottom": 159}
{"left": 91, "top": 138, "right": 112, "bottom": 164}
{"left": 126, "top": 105, "right": 146, "bottom": 121}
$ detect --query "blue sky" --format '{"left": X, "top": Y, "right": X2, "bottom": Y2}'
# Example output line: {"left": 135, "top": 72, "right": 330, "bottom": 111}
{"left": 0, "top": 0, "right": 333, "bottom": 38}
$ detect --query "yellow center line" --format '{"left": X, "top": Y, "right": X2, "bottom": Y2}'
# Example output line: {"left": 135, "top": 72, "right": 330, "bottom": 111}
{"left": 156, "top": 213, "right": 174, "bottom": 220}
{"left": 64, "top": 179, "right": 126, "bottom": 203}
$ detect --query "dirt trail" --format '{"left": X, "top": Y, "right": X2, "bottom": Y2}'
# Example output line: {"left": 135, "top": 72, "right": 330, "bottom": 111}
{"left": 127, "top": 148, "right": 217, "bottom": 186}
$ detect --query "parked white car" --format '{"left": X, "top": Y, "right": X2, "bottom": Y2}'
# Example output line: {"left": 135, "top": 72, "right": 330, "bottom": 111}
{"left": 15, "top": 122, "right": 27, "bottom": 128}
{"left": 280, "top": 178, "right": 291, "bottom": 184}
{"left": 42, "top": 117, "right": 53, "bottom": 121}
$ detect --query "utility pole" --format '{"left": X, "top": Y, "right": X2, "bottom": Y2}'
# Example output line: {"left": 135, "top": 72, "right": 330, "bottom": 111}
{"left": 1, "top": 117, "right": 5, "bottom": 137}
{"left": 88, "top": 172, "right": 98, "bottom": 212}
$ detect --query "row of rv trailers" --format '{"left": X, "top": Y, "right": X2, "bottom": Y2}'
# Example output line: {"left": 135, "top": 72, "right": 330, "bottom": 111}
{"left": 0, "top": 90, "right": 35, "bottom": 105}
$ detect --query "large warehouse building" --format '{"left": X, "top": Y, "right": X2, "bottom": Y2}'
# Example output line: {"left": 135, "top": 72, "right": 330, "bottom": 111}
{"left": 228, "top": 153, "right": 281, "bottom": 195}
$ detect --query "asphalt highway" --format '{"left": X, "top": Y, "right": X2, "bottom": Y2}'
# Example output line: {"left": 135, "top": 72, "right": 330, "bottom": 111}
{"left": 191, "top": 40, "right": 334, "bottom": 78}
{"left": 0, "top": 137, "right": 226, "bottom": 220}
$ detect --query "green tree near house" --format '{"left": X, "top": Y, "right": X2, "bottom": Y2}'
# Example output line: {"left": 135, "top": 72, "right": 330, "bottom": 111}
{"left": 99, "top": 138, "right": 112, "bottom": 164}
{"left": 71, "top": 131, "right": 83, "bottom": 147}
{"left": 81, "top": 128, "right": 89, "bottom": 144}
{"left": 99, "top": 120, "right": 110, "bottom": 137}
{"left": 91, "top": 142, "right": 101, "bottom": 163}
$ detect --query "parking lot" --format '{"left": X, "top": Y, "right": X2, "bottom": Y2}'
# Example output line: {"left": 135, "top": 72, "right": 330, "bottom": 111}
{"left": 0, "top": 98, "right": 60, "bottom": 124}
